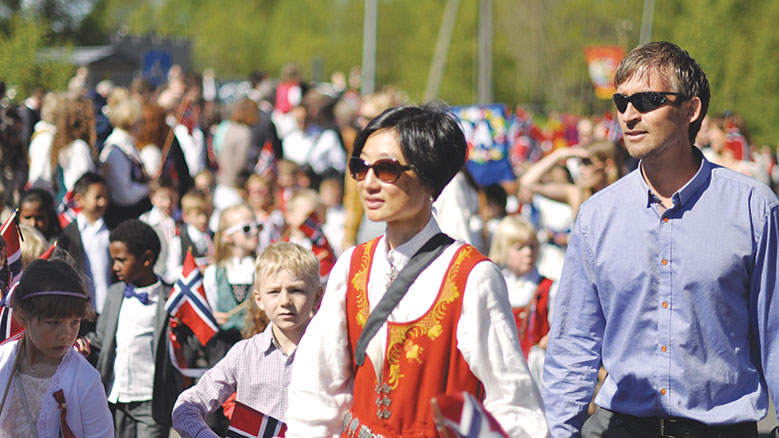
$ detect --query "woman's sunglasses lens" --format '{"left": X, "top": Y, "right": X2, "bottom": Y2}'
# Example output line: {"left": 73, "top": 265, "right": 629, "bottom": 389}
{"left": 349, "top": 158, "right": 369, "bottom": 180}
{"left": 373, "top": 161, "right": 401, "bottom": 182}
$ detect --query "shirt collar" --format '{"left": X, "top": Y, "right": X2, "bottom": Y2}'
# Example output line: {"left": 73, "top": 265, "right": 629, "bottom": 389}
{"left": 76, "top": 212, "right": 106, "bottom": 231}
{"left": 131, "top": 279, "right": 161, "bottom": 299}
{"left": 384, "top": 216, "right": 441, "bottom": 273}
{"left": 638, "top": 146, "right": 710, "bottom": 209}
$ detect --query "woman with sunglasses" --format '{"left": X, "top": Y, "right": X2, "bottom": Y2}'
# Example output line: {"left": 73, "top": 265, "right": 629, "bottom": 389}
{"left": 285, "top": 104, "right": 547, "bottom": 438}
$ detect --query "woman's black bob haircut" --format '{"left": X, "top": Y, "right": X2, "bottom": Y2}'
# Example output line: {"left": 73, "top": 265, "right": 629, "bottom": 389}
{"left": 351, "top": 103, "right": 467, "bottom": 200}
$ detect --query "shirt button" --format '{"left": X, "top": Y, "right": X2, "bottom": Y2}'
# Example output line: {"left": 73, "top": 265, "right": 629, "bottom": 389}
{"left": 661, "top": 259, "right": 668, "bottom": 266}
{"left": 662, "top": 301, "right": 669, "bottom": 309}
{"left": 663, "top": 217, "right": 669, "bottom": 223}
{"left": 661, "top": 346, "right": 668, "bottom": 352}
{"left": 660, "top": 388, "right": 667, "bottom": 395}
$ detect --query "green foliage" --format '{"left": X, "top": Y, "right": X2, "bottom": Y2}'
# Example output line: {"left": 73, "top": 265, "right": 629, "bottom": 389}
{"left": 0, "top": 15, "right": 72, "bottom": 98}
{"left": 57, "top": 0, "right": 779, "bottom": 144}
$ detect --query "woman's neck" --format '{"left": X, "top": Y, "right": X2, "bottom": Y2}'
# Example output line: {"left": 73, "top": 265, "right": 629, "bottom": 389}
{"left": 385, "top": 208, "right": 432, "bottom": 250}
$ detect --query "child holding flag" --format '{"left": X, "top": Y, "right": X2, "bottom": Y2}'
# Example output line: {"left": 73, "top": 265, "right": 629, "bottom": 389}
{"left": 90, "top": 219, "right": 200, "bottom": 437}
{"left": 172, "top": 242, "right": 322, "bottom": 438}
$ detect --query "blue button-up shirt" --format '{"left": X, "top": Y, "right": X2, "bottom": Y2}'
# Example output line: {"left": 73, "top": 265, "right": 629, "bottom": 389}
{"left": 542, "top": 150, "right": 779, "bottom": 437}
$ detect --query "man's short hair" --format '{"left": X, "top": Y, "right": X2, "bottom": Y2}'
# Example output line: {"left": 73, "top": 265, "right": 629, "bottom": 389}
{"left": 73, "top": 172, "right": 106, "bottom": 196}
{"left": 254, "top": 242, "right": 320, "bottom": 292}
{"left": 109, "top": 219, "right": 161, "bottom": 264}
{"left": 614, "top": 41, "right": 710, "bottom": 143}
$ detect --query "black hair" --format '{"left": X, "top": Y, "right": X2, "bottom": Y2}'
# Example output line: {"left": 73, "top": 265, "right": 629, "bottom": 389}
{"left": 109, "top": 219, "right": 161, "bottom": 264}
{"left": 351, "top": 103, "right": 467, "bottom": 200}
{"left": 19, "top": 188, "right": 62, "bottom": 240}
{"left": 73, "top": 171, "right": 106, "bottom": 196}
{"left": 13, "top": 258, "right": 95, "bottom": 321}
{"left": 484, "top": 184, "right": 508, "bottom": 210}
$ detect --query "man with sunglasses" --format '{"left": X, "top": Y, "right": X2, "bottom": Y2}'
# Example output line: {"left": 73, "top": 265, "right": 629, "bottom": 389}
{"left": 543, "top": 41, "right": 779, "bottom": 438}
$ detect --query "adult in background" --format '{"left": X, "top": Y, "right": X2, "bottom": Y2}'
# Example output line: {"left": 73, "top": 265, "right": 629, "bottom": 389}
{"left": 542, "top": 41, "right": 779, "bottom": 438}
{"left": 286, "top": 104, "right": 547, "bottom": 437}
{"left": 49, "top": 96, "right": 97, "bottom": 201}
{"left": 99, "top": 90, "right": 151, "bottom": 228}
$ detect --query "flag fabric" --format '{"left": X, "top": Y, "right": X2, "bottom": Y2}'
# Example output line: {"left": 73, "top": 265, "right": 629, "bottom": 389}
{"left": 254, "top": 140, "right": 278, "bottom": 178}
{"left": 1, "top": 211, "right": 23, "bottom": 287}
{"left": 0, "top": 283, "right": 23, "bottom": 343}
{"left": 165, "top": 249, "right": 219, "bottom": 346}
{"left": 297, "top": 215, "right": 335, "bottom": 282}
{"left": 431, "top": 392, "right": 508, "bottom": 438}
{"left": 452, "top": 104, "right": 517, "bottom": 187}
{"left": 167, "top": 318, "right": 209, "bottom": 379}
{"left": 583, "top": 46, "right": 625, "bottom": 100}
{"left": 601, "top": 111, "right": 623, "bottom": 143}
{"left": 56, "top": 190, "right": 82, "bottom": 229}
{"left": 226, "top": 401, "right": 287, "bottom": 438}
{"left": 725, "top": 125, "right": 750, "bottom": 161}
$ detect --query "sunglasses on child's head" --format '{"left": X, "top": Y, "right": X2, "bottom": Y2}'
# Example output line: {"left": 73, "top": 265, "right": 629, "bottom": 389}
{"left": 349, "top": 157, "right": 415, "bottom": 183}
{"left": 612, "top": 91, "right": 687, "bottom": 114}
{"left": 224, "top": 221, "right": 262, "bottom": 236}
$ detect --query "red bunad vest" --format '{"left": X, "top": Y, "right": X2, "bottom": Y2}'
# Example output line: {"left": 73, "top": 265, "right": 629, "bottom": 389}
{"left": 342, "top": 238, "right": 488, "bottom": 438}
{"left": 512, "top": 277, "right": 552, "bottom": 358}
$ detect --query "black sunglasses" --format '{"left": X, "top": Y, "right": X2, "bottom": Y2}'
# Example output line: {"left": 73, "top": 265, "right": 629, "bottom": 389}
{"left": 612, "top": 91, "right": 687, "bottom": 113}
{"left": 349, "top": 157, "right": 414, "bottom": 183}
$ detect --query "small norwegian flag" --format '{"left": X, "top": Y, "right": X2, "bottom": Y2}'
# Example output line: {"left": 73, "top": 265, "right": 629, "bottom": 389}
{"left": 165, "top": 248, "right": 219, "bottom": 346}
{"left": 297, "top": 215, "right": 335, "bottom": 281}
{"left": 56, "top": 190, "right": 82, "bottom": 229}
{"left": 601, "top": 111, "right": 623, "bottom": 143}
{"left": 1, "top": 211, "right": 23, "bottom": 287}
{"left": 431, "top": 392, "right": 509, "bottom": 438}
{"left": 226, "top": 401, "right": 287, "bottom": 438}
{"left": 254, "top": 140, "right": 278, "bottom": 178}
{"left": 0, "top": 283, "right": 23, "bottom": 344}
{"left": 725, "top": 125, "right": 750, "bottom": 161}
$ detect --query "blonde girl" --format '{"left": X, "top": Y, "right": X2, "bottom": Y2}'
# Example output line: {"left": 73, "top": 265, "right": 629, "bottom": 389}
{"left": 0, "top": 258, "right": 113, "bottom": 437}
{"left": 202, "top": 204, "right": 260, "bottom": 360}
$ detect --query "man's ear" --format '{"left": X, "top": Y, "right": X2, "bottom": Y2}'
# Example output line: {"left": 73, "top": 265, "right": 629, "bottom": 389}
{"left": 686, "top": 96, "right": 703, "bottom": 125}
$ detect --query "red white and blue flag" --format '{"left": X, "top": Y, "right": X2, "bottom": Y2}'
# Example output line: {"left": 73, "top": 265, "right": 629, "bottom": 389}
{"left": 297, "top": 215, "right": 335, "bottom": 281}
{"left": 431, "top": 392, "right": 508, "bottom": 438}
{"left": 165, "top": 248, "right": 218, "bottom": 346}
{"left": 226, "top": 401, "right": 287, "bottom": 438}
{"left": 254, "top": 140, "right": 278, "bottom": 178}
{"left": 57, "top": 190, "right": 82, "bottom": 229}
{"left": 0, "top": 283, "right": 23, "bottom": 344}
{"left": 2, "top": 211, "right": 23, "bottom": 287}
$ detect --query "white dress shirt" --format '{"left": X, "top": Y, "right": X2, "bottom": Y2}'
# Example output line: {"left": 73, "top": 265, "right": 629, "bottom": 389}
{"left": 107, "top": 281, "right": 162, "bottom": 403}
{"left": 77, "top": 213, "right": 111, "bottom": 313}
{"left": 285, "top": 217, "right": 549, "bottom": 438}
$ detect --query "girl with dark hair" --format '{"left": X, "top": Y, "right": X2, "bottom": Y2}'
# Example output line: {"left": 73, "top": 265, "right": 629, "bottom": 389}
{"left": 19, "top": 188, "right": 62, "bottom": 242}
{"left": 285, "top": 104, "right": 547, "bottom": 437}
{"left": 0, "top": 258, "right": 113, "bottom": 437}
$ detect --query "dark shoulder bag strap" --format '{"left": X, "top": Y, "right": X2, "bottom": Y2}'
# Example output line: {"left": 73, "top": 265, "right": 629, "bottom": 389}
{"left": 354, "top": 232, "right": 454, "bottom": 367}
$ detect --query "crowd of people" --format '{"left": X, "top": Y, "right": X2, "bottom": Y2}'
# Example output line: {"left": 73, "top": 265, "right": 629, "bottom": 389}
{"left": 0, "top": 40, "right": 777, "bottom": 438}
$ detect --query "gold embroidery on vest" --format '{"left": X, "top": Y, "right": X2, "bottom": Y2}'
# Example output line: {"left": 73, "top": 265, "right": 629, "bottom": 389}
{"left": 352, "top": 239, "right": 377, "bottom": 327}
{"left": 383, "top": 246, "right": 473, "bottom": 390}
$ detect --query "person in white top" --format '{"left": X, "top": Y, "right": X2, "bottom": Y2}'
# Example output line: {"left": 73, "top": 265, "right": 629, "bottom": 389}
{"left": 286, "top": 104, "right": 548, "bottom": 438}
{"left": 27, "top": 92, "right": 63, "bottom": 190}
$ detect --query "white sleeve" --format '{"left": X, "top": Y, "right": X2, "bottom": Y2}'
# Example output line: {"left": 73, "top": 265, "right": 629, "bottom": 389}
{"left": 166, "top": 237, "right": 183, "bottom": 284}
{"left": 457, "top": 261, "right": 549, "bottom": 438}
{"left": 77, "top": 364, "right": 115, "bottom": 437}
{"left": 285, "top": 248, "right": 355, "bottom": 438}
{"left": 140, "top": 146, "right": 162, "bottom": 176}
{"left": 203, "top": 265, "right": 218, "bottom": 311}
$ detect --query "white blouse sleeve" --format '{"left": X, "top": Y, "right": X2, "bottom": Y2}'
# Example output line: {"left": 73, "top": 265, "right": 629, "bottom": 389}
{"left": 457, "top": 261, "right": 549, "bottom": 438}
{"left": 61, "top": 139, "right": 95, "bottom": 192}
{"left": 285, "top": 247, "right": 355, "bottom": 438}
